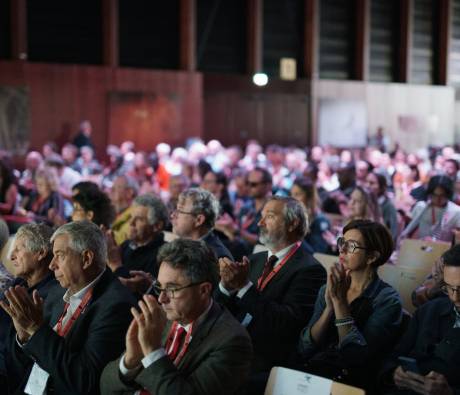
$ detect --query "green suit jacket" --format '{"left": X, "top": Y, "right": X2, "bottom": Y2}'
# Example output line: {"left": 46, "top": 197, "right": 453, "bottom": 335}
{"left": 100, "top": 301, "right": 253, "bottom": 395}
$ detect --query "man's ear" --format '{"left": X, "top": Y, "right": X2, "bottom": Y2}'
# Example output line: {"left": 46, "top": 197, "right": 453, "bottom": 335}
{"left": 199, "top": 282, "right": 212, "bottom": 298}
{"left": 288, "top": 218, "right": 300, "bottom": 233}
{"left": 36, "top": 248, "right": 48, "bottom": 262}
{"left": 194, "top": 214, "right": 206, "bottom": 228}
{"left": 87, "top": 210, "right": 94, "bottom": 221}
{"left": 81, "top": 249, "right": 95, "bottom": 269}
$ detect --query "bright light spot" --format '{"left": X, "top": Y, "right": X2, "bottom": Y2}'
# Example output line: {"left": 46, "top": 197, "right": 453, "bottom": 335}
{"left": 252, "top": 73, "right": 268, "bottom": 86}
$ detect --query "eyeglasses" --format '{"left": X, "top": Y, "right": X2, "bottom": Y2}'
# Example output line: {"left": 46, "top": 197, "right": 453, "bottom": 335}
{"left": 152, "top": 281, "right": 203, "bottom": 299}
{"left": 247, "top": 181, "right": 265, "bottom": 188}
{"left": 441, "top": 284, "right": 460, "bottom": 295}
{"left": 337, "top": 237, "right": 368, "bottom": 254}
{"left": 172, "top": 208, "right": 195, "bottom": 217}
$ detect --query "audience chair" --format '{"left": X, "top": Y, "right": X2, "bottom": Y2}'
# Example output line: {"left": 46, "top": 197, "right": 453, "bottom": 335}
{"left": 378, "top": 264, "right": 431, "bottom": 314}
{"left": 397, "top": 238, "right": 450, "bottom": 272}
{"left": 313, "top": 252, "right": 339, "bottom": 274}
{"left": 264, "top": 366, "right": 365, "bottom": 395}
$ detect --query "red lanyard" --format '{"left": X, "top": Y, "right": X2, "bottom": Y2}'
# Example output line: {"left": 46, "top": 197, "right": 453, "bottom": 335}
{"left": 164, "top": 321, "right": 194, "bottom": 366}
{"left": 56, "top": 289, "right": 93, "bottom": 337}
{"left": 257, "top": 242, "right": 301, "bottom": 291}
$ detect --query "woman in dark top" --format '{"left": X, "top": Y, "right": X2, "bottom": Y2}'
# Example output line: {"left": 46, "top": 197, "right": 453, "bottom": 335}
{"left": 290, "top": 177, "right": 332, "bottom": 254}
{"left": 298, "top": 220, "right": 402, "bottom": 391}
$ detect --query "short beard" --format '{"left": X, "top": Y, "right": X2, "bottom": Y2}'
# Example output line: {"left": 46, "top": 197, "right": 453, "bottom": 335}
{"left": 259, "top": 228, "right": 287, "bottom": 250}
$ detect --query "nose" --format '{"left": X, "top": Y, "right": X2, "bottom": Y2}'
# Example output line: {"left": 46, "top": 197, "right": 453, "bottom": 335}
{"left": 49, "top": 256, "right": 57, "bottom": 271}
{"left": 158, "top": 290, "right": 169, "bottom": 304}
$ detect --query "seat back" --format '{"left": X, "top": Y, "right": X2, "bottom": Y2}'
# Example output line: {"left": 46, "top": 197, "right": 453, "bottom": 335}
{"left": 397, "top": 238, "right": 450, "bottom": 272}
{"left": 313, "top": 253, "right": 339, "bottom": 274}
{"left": 378, "top": 263, "right": 431, "bottom": 313}
{"left": 264, "top": 367, "right": 365, "bottom": 395}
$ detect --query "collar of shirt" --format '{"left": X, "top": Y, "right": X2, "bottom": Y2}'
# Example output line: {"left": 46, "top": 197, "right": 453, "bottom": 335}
{"left": 199, "top": 229, "right": 213, "bottom": 242}
{"left": 128, "top": 232, "right": 164, "bottom": 251}
{"left": 62, "top": 269, "right": 105, "bottom": 314}
{"left": 267, "top": 242, "right": 298, "bottom": 269}
{"left": 378, "top": 195, "right": 386, "bottom": 205}
{"left": 128, "top": 240, "right": 150, "bottom": 250}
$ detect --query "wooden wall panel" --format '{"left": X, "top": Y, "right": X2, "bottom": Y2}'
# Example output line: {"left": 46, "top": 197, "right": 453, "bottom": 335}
{"left": 0, "top": 61, "right": 203, "bottom": 156}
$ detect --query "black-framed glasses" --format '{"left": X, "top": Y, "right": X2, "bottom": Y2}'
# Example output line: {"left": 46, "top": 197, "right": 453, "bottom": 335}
{"left": 441, "top": 283, "right": 460, "bottom": 295}
{"left": 152, "top": 281, "right": 203, "bottom": 299}
{"left": 172, "top": 208, "right": 195, "bottom": 217}
{"left": 337, "top": 237, "right": 368, "bottom": 254}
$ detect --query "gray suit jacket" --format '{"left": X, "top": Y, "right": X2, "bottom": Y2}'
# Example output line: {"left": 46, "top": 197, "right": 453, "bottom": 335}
{"left": 100, "top": 302, "right": 253, "bottom": 395}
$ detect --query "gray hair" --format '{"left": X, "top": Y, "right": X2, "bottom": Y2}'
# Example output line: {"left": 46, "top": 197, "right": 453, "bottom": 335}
{"left": 267, "top": 196, "right": 309, "bottom": 240}
{"left": 133, "top": 194, "right": 169, "bottom": 229}
{"left": 51, "top": 221, "right": 107, "bottom": 270}
{"left": 16, "top": 223, "right": 53, "bottom": 254}
{"left": 157, "top": 238, "right": 218, "bottom": 289}
{"left": 0, "top": 219, "right": 9, "bottom": 251}
{"left": 179, "top": 188, "right": 220, "bottom": 229}
{"left": 115, "top": 175, "right": 140, "bottom": 195}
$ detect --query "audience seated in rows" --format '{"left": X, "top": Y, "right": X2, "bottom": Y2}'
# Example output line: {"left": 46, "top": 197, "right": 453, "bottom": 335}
{"left": 1, "top": 134, "right": 460, "bottom": 394}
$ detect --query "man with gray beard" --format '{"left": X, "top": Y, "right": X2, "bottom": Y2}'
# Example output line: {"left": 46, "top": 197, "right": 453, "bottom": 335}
{"left": 215, "top": 196, "right": 326, "bottom": 378}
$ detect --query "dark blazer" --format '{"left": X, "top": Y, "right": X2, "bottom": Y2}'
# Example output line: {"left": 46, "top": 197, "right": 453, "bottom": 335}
{"left": 0, "top": 274, "right": 59, "bottom": 376}
{"left": 116, "top": 232, "right": 166, "bottom": 278}
{"left": 203, "top": 230, "right": 234, "bottom": 260}
{"left": 380, "top": 297, "right": 460, "bottom": 393}
{"left": 100, "top": 302, "right": 252, "bottom": 395}
{"left": 6, "top": 269, "right": 136, "bottom": 395}
{"left": 215, "top": 246, "right": 326, "bottom": 372}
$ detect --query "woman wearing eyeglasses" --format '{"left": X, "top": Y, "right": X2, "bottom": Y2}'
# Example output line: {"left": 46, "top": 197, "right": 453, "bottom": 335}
{"left": 297, "top": 219, "right": 403, "bottom": 392}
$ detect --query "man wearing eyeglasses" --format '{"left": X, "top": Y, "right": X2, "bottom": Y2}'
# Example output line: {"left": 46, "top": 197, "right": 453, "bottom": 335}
{"left": 100, "top": 238, "right": 252, "bottom": 395}
{"left": 380, "top": 244, "right": 460, "bottom": 395}
{"left": 171, "top": 188, "right": 233, "bottom": 260}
